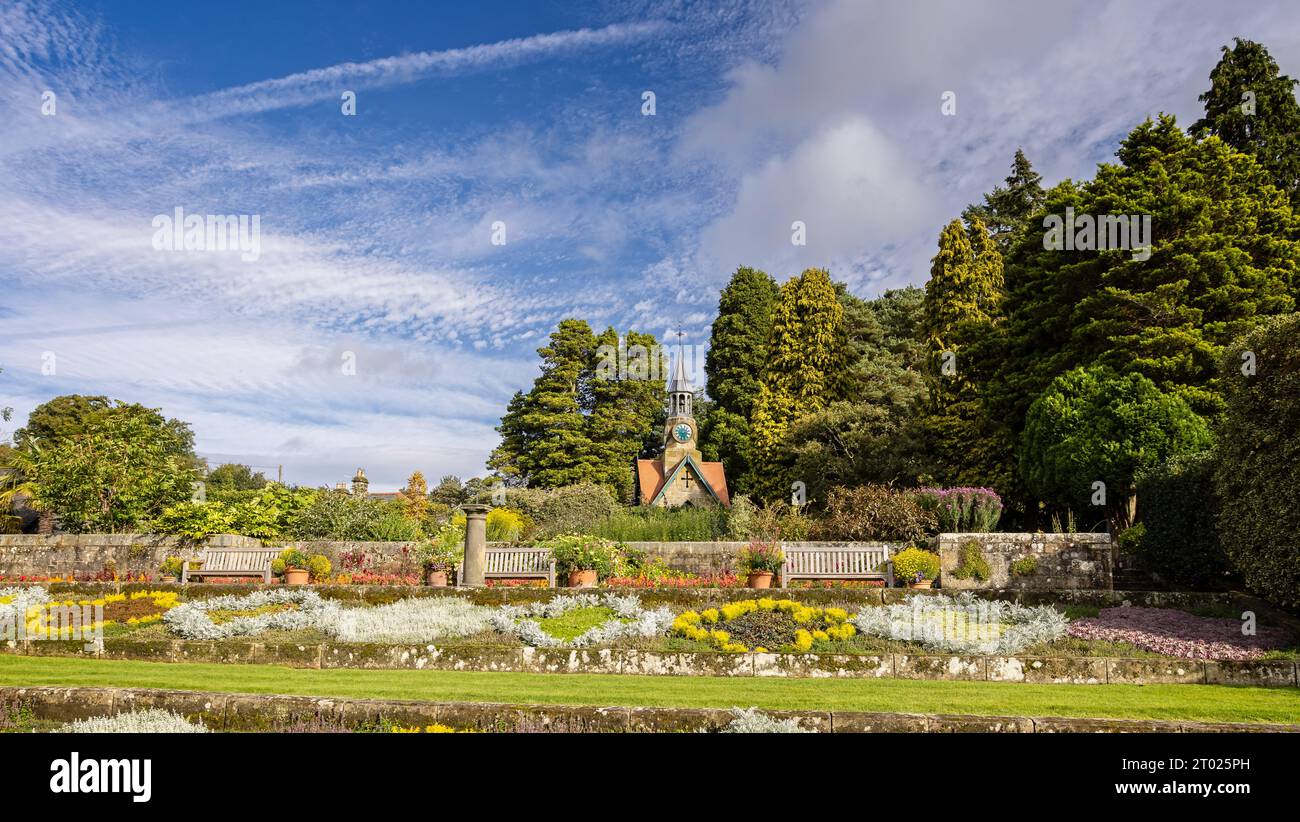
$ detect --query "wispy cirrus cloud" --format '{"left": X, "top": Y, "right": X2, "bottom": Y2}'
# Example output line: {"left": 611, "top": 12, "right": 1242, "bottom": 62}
{"left": 171, "top": 20, "right": 668, "bottom": 123}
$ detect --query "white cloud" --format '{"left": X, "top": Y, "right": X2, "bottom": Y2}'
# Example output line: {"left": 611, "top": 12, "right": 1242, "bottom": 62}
{"left": 683, "top": 0, "right": 1300, "bottom": 288}
{"left": 698, "top": 116, "right": 934, "bottom": 284}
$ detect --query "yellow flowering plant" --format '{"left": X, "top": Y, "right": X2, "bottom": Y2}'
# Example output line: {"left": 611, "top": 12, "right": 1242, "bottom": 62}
{"left": 671, "top": 598, "right": 856, "bottom": 653}
{"left": 24, "top": 590, "right": 180, "bottom": 638}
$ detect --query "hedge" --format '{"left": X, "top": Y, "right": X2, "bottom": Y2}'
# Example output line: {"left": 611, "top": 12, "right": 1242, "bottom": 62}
{"left": 1134, "top": 451, "right": 1232, "bottom": 589}
{"left": 1215, "top": 314, "right": 1300, "bottom": 608}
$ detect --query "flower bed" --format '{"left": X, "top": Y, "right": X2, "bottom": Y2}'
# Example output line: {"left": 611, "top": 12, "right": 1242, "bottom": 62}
{"left": 1067, "top": 607, "right": 1293, "bottom": 661}
{"left": 672, "top": 598, "right": 856, "bottom": 653}
{"left": 163, "top": 589, "right": 339, "bottom": 639}
{"left": 852, "top": 592, "right": 1067, "bottom": 655}
{"left": 605, "top": 573, "right": 742, "bottom": 589}
{"left": 0, "top": 585, "right": 48, "bottom": 616}
{"left": 20, "top": 591, "right": 179, "bottom": 638}
{"left": 328, "top": 597, "right": 495, "bottom": 643}
{"left": 490, "top": 593, "right": 673, "bottom": 648}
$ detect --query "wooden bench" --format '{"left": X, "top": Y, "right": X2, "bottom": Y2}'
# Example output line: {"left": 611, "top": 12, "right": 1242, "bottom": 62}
{"left": 780, "top": 545, "right": 894, "bottom": 588}
{"left": 181, "top": 547, "right": 280, "bottom": 584}
{"left": 459, "top": 548, "right": 555, "bottom": 587}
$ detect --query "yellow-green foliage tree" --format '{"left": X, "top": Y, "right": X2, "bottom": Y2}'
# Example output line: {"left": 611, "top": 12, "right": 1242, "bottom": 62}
{"left": 397, "top": 470, "right": 431, "bottom": 527}
{"left": 748, "top": 268, "right": 849, "bottom": 501}
{"left": 918, "top": 217, "right": 1012, "bottom": 489}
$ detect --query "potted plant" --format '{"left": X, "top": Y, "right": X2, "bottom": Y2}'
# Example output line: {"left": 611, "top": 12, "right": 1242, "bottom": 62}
{"left": 737, "top": 541, "right": 784, "bottom": 589}
{"left": 158, "top": 556, "right": 184, "bottom": 583}
{"left": 892, "top": 546, "right": 941, "bottom": 589}
{"left": 547, "top": 534, "right": 618, "bottom": 588}
{"left": 272, "top": 549, "right": 313, "bottom": 585}
{"left": 415, "top": 524, "right": 464, "bottom": 587}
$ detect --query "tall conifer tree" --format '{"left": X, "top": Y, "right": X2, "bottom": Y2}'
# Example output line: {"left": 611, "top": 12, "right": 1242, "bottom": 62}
{"left": 1191, "top": 38, "right": 1300, "bottom": 206}
{"left": 701, "top": 267, "right": 777, "bottom": 491}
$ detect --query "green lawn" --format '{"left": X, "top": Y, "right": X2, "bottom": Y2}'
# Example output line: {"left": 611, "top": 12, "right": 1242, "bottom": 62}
{"left": 1, "top": 655, "right": 1298, "bottom": 724}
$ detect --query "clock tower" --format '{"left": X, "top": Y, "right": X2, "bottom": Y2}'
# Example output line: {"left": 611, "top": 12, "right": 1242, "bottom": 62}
{"left": 635, "top": 341, "right": 730, "bottom": 508}
{"left": 663, "top": 347, "right": 701, "bottom": 465}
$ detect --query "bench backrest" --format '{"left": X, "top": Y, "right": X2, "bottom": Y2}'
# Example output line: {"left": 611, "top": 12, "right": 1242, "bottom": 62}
{"left": 485, "top": 549, "right": 553, "bottom": 576}
{"left": 783, "top": 546, "right": 891, "bottom": 576}
{"left": 197, "top": 548, "right": 280, "bottom": 572}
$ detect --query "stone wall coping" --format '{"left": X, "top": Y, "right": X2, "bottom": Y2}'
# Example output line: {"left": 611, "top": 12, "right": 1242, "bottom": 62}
{"left": 4, "top": 636, "right": 1294, "bottom": 687}
{"left": 2, "top": 686, "right": 1294, "bottom": 733}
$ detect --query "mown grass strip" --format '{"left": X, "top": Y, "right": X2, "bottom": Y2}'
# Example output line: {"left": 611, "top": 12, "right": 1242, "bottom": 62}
{"left": 1, "top": 654, "right": 1297, "bottom": 724}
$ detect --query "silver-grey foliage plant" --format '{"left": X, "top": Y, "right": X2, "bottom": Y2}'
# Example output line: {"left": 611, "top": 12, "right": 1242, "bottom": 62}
{"left": 851, "top": 591, "right": 1068, "bottom": 655}
{"left": 328, "top": 597, "right": 495, "bottom": 643}
{"left": 490, "top": 593, "right": 674, "bottom": 648}
{"left": 163, "top": 588, "right": 340, "bottom": 640}
{"left": 57, "top": 709, "right": 209, "bottom": 733}
{"left": 718, "top": 707, "right": 810, "bottom": 734}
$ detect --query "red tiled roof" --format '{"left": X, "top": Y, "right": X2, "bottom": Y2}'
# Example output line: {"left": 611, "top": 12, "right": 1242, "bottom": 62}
{"left": 635, "top": 457, "right": 730, "bottom": 507}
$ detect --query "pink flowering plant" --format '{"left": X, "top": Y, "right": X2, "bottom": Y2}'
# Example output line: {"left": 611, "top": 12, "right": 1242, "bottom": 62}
{"left": 737, "top": 541, "right": 784, "bottom": 575}
{"left": 1067, "top": 607, "right": 1294, "bottom": 660}
{"left": 913, "top": 487, "right": 1003, "bottom": 532}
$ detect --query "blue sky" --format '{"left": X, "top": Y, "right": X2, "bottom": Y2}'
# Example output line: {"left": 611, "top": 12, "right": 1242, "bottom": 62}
{"left": 2, "top": 0, "right": 1298, "bottom": 489}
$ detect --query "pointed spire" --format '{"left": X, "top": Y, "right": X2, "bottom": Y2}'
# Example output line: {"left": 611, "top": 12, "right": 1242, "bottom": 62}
{"left": 667, "top": 332, "right": 692, "bottom": 394}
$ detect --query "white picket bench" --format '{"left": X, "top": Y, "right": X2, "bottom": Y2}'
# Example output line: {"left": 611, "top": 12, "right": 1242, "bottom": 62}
{"left": 458, "top": 548, "right": 556, "bottom": 587}
{"left": 181, "top": 547, "right": 280, "bottom": 584}
{"left": 779, "top": 545, "right": 894, "bottom": 588}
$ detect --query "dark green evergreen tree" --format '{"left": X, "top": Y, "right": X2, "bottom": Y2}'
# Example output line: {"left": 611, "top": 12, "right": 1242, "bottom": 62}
{"left": 586, "top": 327, "right": 665, "bottom": 501}
{"left": 1191, "top": 38, "right": 1300, "bottom": 206}
{"left": 487, "top": 319, "right": 597, "bottom": 488}
{"left": 962, "top": 149, "right": 1046, "bottom": 251}
{"left": 701, "top": 266, "right": 777, "bottom": 492}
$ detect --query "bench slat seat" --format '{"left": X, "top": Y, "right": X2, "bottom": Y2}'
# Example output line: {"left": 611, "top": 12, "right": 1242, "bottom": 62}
{"left": 181, "top": 547, "right": 280, "bottom": 584}
{"left": 780, "top": 545, "right": 894, "bottom": 588}
{"left": 459, "top": 548, "right": 556, "bottom": 587}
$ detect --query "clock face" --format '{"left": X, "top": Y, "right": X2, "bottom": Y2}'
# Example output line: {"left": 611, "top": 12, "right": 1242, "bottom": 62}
{"left": 672, "top": 423, "right": 693, "bottom": 443}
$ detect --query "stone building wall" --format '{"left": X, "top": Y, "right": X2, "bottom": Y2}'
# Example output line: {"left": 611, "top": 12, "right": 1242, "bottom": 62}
{"left": 934, "top": 532, "right": 1113, "bottom": 591}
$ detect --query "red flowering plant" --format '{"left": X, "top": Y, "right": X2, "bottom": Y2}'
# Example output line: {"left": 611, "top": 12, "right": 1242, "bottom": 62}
{"left": 605, "top": 572, "right": 743, "bottom": 589}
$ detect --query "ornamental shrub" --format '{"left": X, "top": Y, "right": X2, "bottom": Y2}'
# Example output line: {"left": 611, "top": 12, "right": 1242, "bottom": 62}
{"left": 891, "top": 547, "right": 940, "bottom": 583}
{"left": 1020, "top": 365, "right": 1213, "bottom": 530}
{"left": 814, "top": 485, "right": 937, "bottom": 541}
{"left": 543, "top": 534, "right": 620, "bottom": 577}
{"left": 1134, "top": 450, "right": 1233, "bottom": 589}
{"left": 533, "top": 483, "right": 620, "bottom": 538}
{"left": 724, "top": 494, "right": 758, "bottom": 539}
{"left": 1216, "top": 314, "right": 1300, "bottom": 608}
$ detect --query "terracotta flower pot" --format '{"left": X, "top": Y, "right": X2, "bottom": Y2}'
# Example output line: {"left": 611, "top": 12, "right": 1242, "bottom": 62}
{"left": 160, "top": 575, "right": 178, "bottom": 583}
{"left": 425, "top": 569, "right": 449, "bottom": 587}
{"left": 908, "top": 579, "right": 933, "bottom": 590}
{"left": 285, "top": 568, "right": 310, "bottom": 586}
{"left": 568, "top": 569, "right": 598, "bottom": 588}
{"left": 747, "top": 571, "right": 774, "bottom": 589}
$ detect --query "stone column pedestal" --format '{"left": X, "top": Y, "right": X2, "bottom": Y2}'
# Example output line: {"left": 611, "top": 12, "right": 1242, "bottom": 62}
{"left": 459, "top": 504, "right": 490, "bottom": 587}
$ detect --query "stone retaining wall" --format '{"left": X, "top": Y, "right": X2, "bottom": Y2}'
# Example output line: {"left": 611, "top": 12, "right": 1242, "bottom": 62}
{"left": 0, "top": 532, "right": 1116, "bottom": 590}
{"left": 2, "top": 686, "right": 1293, "bottom": 733}
{"left": 0, "top": 534, "right": 903, "bottom": 578}
{"left": 4, "top": 636, "right": 1294, "bottom": 687}
{"left": 936, "top": 532, "right": 1114, "bottom": 590}
{"left": 0, "top": 534, "right": 260, "bottom": 578}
